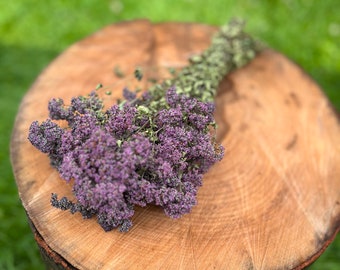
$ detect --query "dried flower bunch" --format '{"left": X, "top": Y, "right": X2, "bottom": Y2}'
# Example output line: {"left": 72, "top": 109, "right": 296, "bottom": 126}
{"left": 28, "top": 19, "right": 260, "bottom": 232}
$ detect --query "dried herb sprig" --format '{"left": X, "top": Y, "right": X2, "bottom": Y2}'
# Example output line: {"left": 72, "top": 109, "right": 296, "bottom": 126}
{"left": 28, "top": 19, "right": 260, "bottom": 232}
{"left": 144, "top": 18, "right": 260, "bottom": 112}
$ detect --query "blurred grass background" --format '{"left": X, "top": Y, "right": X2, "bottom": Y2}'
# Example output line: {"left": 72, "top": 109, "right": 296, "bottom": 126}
{"left": 0, "top": 0, "right": 339, "bottom": 269}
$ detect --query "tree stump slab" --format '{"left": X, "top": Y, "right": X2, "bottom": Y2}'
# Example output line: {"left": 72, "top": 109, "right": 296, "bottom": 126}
{"left": 11, "top": 20, "right": 340, "bottom": 270}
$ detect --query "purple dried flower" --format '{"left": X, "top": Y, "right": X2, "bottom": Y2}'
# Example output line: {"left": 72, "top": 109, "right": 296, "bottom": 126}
{"left": 28, "top": 86, "right": 224, "bottom": 232}
{"left": 122, "top": 87, "right": 137, "bottom": 101}
{"left": 28, "top": 119, "right": 64, "bottom": 154}
{"left": 166, "top": 86, "right": 181, "bottom": 108}
{"left": 70, "top": 91, "right": 103, "bottom": 115}
{"left": 160, "top": 182, "right": 197, "bottom": 218}
{"left": 27, "top": 20, "right": 259, "bottom": 232}
{"left": 106, "top": 104, "right": 137, "bottom": 137}
{"left": 155, "top": 107, "right": 183, "bottom": 127}
{"left": 48, "top": 98, "right": 71, "bottom": 120}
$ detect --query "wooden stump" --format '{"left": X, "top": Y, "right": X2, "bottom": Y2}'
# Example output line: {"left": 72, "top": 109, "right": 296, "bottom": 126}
{"left": 11, "top": 20, "right": 340, "bottom": 270}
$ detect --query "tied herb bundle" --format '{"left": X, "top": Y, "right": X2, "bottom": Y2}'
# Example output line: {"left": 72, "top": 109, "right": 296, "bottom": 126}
{"left": 28, "top": 19, "right": 260, "bottom": 232}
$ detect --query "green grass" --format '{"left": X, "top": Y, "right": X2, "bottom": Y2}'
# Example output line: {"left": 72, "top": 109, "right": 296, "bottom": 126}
{"left": 1, "top": 0, "right": 339, "bottom": 269}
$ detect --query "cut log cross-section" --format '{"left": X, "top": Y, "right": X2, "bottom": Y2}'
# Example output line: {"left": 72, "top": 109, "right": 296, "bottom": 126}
{"left": 11, "top": 20, "right": 340, "bottom": 270}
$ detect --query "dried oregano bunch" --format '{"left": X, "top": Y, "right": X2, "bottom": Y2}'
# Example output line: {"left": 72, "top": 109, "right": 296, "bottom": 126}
{"left": 28, "top": 19, "right": 261, "bottom": 232}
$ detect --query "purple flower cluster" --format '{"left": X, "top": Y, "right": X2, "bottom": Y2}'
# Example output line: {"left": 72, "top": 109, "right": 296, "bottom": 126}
{"left": 28, "top": 87, "right": 223, "bottom": 232}
{"left": 26, "top": 20, "right": 261, "bottom": 232}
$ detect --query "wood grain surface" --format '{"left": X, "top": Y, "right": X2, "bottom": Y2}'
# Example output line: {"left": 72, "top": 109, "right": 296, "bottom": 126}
{"left": 11, "top": 20, "right": 340, "bottom": 270}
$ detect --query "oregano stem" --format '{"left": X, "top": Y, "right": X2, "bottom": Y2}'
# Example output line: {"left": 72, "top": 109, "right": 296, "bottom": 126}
{"left": 145, "top": 19, "right": 261, "bottom": 112}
